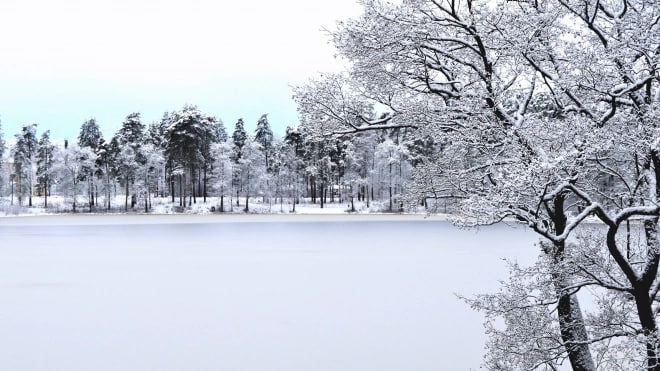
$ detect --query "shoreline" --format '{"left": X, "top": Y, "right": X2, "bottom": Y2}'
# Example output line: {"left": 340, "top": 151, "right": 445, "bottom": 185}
{"left": 0, "top": 212, "right": 453, "bottom": 226}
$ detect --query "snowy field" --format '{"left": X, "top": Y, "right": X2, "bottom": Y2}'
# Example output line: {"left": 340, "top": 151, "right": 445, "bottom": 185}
{"left": 0, "top": 215, "right": 538, "bottom": 370}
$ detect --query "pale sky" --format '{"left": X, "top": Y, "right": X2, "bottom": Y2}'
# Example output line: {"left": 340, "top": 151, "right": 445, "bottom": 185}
{"left": 0, "top": 0, "right": 361, "bottom": 141}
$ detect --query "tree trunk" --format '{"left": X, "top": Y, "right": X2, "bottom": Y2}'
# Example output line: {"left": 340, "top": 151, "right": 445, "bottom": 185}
{"left": 44, "top": 178, "right": 48, "bottom": 208}
{"left": 548, "top": 196, "right": 596, "bottom": 371}
{"left": 203, "top": 166, "right": 207, "bottom": 203}
{"left": 191, "top": 166, "right": 196, "bottom": 205}
{"left": 311, "top": 176, "right": 316, "bottom": 203}
{"left": 632, "top": 282, "right": 660, "bottom": 371}
{"left": 73, "top": 179, "right": 77, "bottom": 212}
{"left": 552, "top": 269, "right": 596, "bottom": 371}
{"left": 124, "top": 179, "right": 129, "bottom": 211}
{"left": 389, "top": 185, "right": 393, "bottom": 212}
{"left": 179, "top": 174, "right": 184, "bottom": 207}
{"left": 635, "top": 218, "right": 660, "bottom": 371}
{"left": 171, "top": 176, "right": 175, "bottom": 203}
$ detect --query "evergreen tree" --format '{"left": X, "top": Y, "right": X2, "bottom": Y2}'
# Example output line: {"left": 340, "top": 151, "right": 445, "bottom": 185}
{"left": 146, "top": 122, "right": 162, "bottom": 147}
{"left": 236, "top": 136, "right": 266, "bottom": 212}
{"left": 95, "top": 137, "right": 117, "bottom": 210}
{"left": 164, "top": 105, "right": 216, "bottom": 206}
{"left": 213, "top": 119, "right": 228, "bottom": 143}
{"left": 283, "top": 126, "right": 306, "bottom": 210}
{"left": 144, "top": 121, "right": 168, "bottom": 199}
{"left": 113, "top": 113, "right": 145, "bottom": 210}
{"left": 13, "top": 124, "right": 38, "bottom": 207}
{"left": 78, "top": 118, "right": 104, "bottom": 210}
{"left": 157, "top": 112, "right": 176, "bottom": 201}
{"left": 36, "top": 130, "right": 55, "bottom": 207}
{"left": 231, "top": 118, "right": 248, "bottom": 204}
{"left": 254, "top": 114, "right": 274, "bottom": 170}
{"left": 231, "top": 118, "right": 247, "bottom": 159}
{"left": 78, "top": 118, "right": 103, "bottom": 150}
{"left": 284, "top": 126, "right": 304, "bottom": 157}
{"left": 134, "top": 143, "right": 164, "bottom": 212}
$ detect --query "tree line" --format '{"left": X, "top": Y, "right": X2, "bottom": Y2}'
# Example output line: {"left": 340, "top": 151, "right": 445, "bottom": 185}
{"left": 0, "top": 105, "right": 430, "bottom": 213}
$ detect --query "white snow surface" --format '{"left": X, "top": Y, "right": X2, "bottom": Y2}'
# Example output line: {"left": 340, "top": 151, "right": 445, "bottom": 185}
{"left": 0, "top": 215, "right": 538, "bottom": 370}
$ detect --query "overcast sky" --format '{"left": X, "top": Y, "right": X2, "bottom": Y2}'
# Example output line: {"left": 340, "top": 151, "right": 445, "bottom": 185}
{"left": 0, "top": 0, "right": 361, "bottom": 141}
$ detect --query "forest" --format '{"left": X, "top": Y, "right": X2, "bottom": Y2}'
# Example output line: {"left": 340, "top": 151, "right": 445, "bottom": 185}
{"left": 1, "top": 0, "right": 660, "bottom": 369}
{"left": 0, "top": 107, "right": 420, "bottom": 214}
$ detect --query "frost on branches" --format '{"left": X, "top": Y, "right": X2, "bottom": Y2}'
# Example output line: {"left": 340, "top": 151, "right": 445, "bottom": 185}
{"left": 295, "top": 0, "right": 659, "bottom": 368}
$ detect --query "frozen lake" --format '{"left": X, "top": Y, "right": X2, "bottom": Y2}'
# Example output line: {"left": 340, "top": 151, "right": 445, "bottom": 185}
{"left": 0, "top": 215, "right": 538, "bottom": 371}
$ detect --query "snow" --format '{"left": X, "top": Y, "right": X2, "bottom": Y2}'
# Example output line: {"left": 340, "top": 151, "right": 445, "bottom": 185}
{"left": 0, "top": 195, "right": 432, "bottom": 217}
{"left": 0, "top": 216, "right": 537, "bottom": 371}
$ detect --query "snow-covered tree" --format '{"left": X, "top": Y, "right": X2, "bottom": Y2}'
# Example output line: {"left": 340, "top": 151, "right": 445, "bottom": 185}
{"left": 134, "top": 143, "right": 164, "bottom": 212}
{"left": 374, "top": 137, "right": 410, "bottom": 211}
{"left": 283, "top": 126, "right": 307, "bottom": 211}
{"left": 95, "top": 138, "right": 116, "bottom": 210}
{"left": 115, "top": 112, "right": 144, "bottom": 147}
{"left": 348, "top": 132, "right": 379, "bottom": 208}
{"left": 144, "top": 120, "right": 168, "bottom": 198}
{"left": 293, "top": 73, "right": 403, "bottom": 137}
{"left": 36, "top": 130, "right": 55, "bottom": 208}
{"left": 255, "top": 114, "right": 274, "bottom": 170}
{"left": 13, "top": 124, "right": 38, "bottom": 207}
{"left": 113, "top": 113, "right": 145, "bottom": 211}
{"left": 231, "top": 118, "right": 247, "bottom": 158}
{"left": 78, "top": 118, "right": 102, "bottom": 150}
{"left": 235, "top": 136, "right": 266, "bottom": 212}
{"left": 211, "top": 141, "right": 233, "bottom": 212}
{"left": 164, "top": 105, "right": 217, "bottom": 207}
{"left": 296, "top": 0, "right": 660, "bottom": 368}
{"left": 213, "top": 118, "right": 228, "bottom": 143}
{"left": 54, "top": 143, "right": 96, "bottom": 212}
{"left": 231, "top": 118, "right": 248, "bottom": 205}
{"left": 146, "top": 118, "right": 167, "bottom": 148}
{"left": 78, "top": 118, "right": 104, "bottom": 210}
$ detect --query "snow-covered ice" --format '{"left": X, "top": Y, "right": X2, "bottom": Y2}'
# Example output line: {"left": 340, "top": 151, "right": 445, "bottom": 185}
{"left": 0, "top": 215, "right": 537, "bottom": 370}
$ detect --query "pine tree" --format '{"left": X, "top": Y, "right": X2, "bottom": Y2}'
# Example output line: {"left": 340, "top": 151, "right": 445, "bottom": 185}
{"left": 78, "top": 118, "right": 103, "bottom": 150}
{"left": 255, "top": 114, "right": 274, "bottom": 170}
{"left": 95, "top": 137, "right": 116, "bottom": 210}
{"left": 236, "top": 136, "right": 266, "bottom": 212}
{"left": 116, "top": 113, "right": 145, "bottom": 149}
{"left": 231, "top": 118, "right": 247, "bottom": 159}
{"left": 13, "top": 124, "right": 38, "bottom": 207}
{"left": 36, "top": 131, "right": 55, "bottom": 208}
{"left": 146, "top": 121, "right": 166, "bottom": 148}
{"left": 284, "top": 126, "right": 307, "bottom": 209}
{"left": 78, "top": 118, "right": 104, "bottom": 210}
{"left": 231, "top": 118, "right": 248, "bottom": 205}
{"left": 213, "top": 119, "right": 228, "bottom": 143}
{"left": 113, "top": 113, "right": 145, "bottom": 210}
{"left": 164, "top": 105, "right": 216, "bottom": 206}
